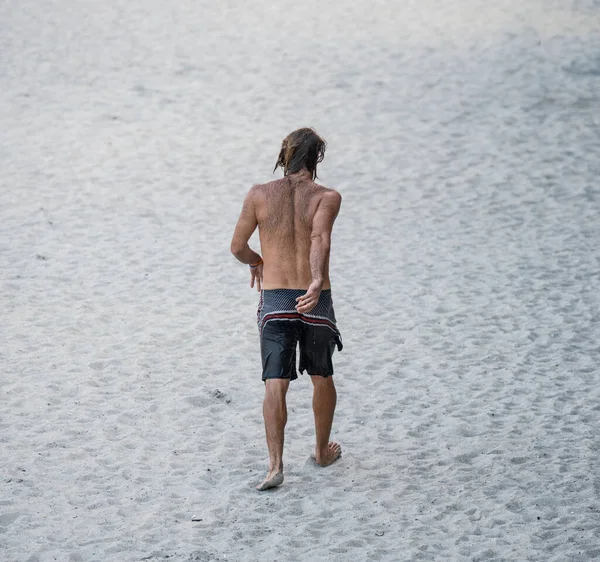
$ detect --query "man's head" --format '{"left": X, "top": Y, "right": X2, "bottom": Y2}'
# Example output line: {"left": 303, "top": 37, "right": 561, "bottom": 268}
{"left": 273, "top": 128, "right": 326, "bottom": 180}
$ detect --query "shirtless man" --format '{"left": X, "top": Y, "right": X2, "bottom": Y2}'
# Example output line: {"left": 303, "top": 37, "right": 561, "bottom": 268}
{"left": 230, "top": 128, "right": 343, "bottom": 491}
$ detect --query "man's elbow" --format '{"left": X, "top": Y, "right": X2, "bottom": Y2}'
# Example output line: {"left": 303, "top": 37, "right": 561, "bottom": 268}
{"left": 310, "top": 233, "right": 331, "bottom": 249}
{"left": 230, "top": 240, "right": 246, "bottom": 258}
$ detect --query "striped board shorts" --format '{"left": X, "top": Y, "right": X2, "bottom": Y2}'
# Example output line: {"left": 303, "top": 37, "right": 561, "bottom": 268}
{"left": 257, "top": 289, "right": 343, "bottom": 381}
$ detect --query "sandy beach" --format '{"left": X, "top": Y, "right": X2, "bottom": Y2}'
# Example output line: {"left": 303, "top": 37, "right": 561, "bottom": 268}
{"left": 2, "top": 0, "right": 600, "bottom": 560}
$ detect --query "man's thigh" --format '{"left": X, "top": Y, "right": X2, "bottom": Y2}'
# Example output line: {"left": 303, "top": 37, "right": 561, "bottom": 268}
{"left": 298, "top": 324, "right": 336, "bottom": 377}
{"left": 261, "top": 321, "right": 299, "bottom": 381}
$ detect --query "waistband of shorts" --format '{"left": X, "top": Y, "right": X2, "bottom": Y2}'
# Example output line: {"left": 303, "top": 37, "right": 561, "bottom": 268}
{"left": 261, "top": 289, "right": 332, "bottom": 296}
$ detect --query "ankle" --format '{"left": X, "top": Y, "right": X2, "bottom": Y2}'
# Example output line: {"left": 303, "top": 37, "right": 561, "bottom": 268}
{"left": 315, "top": 446, "right": 329, "bottom": 460}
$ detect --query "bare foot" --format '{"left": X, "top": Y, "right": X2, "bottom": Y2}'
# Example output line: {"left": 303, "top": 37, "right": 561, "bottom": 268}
{"left": 311, "top": 442, "right": 342, "bottom": 467}
{"left": 256, "top": 470, "right": 284, "bottom": 491}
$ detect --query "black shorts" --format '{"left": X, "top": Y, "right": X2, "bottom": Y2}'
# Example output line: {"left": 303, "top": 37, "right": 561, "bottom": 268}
{"left": 257, "top": 289, "right": 343, "bottom": 381}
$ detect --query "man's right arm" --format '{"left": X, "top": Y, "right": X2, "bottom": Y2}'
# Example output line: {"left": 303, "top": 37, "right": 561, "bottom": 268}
{"left": 296, "top": 190, "right": 342, "bottom": 313}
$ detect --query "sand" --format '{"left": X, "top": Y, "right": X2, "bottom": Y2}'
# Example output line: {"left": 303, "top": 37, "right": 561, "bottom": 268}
{"left": 2, "top": 0, "right": 600, "bottom": 560}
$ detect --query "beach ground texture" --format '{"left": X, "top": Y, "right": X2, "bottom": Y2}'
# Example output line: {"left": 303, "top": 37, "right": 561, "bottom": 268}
{"left": 2, "top": 1, "right": 600, "bottom": 560}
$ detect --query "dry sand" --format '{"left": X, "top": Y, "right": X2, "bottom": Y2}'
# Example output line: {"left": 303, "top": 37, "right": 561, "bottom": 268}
{"left": 2, "top": 0, "right": 600, "bottom": 560}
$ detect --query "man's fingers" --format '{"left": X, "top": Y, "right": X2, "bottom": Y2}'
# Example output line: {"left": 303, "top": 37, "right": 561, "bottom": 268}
{"left": 296, "top": 297, "right": 316, "bottom": 312}
{"left": 296, "top": 287, "right": 321, "bottom": 311}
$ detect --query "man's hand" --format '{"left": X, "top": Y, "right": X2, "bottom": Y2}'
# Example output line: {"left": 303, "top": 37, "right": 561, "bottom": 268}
{"left": 250, "top": 263, "right": 263, "bottom": 292}
{"left": 295, "top": 281, "right": 322, "bottom": 314}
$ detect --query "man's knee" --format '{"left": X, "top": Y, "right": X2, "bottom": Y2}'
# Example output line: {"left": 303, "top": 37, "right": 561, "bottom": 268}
{"left": 265, "top": 378, "right": 290, "bottom": 396}
{"left": 310, "top": 374, "right": 335, "bottom": 387}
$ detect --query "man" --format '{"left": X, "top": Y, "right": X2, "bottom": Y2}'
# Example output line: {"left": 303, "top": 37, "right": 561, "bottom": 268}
{"left": 230, "top": 128, "right": 343, "bottom": 491}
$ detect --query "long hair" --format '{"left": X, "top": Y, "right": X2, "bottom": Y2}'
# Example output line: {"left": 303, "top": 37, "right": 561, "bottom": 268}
{"left": 273, "top": 128, "right": 326, "bottom": 180}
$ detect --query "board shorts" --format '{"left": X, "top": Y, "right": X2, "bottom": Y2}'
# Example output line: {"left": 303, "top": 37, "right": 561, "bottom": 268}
{"left": 257, "top": 289, "right": 343, "bottom": 381}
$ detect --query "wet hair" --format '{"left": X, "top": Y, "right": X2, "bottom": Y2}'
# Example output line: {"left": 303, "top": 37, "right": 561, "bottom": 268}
{"left": 273, "top": 128, "right": 326, "bottom": 180}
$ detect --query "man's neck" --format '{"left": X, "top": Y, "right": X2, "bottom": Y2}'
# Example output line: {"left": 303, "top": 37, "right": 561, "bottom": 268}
{"left": 286, "top": 169, "right": 312, "bottom": 181}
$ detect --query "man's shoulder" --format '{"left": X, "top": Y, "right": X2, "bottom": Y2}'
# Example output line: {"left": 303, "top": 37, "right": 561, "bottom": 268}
{"left": 318, "top": 187, "right": 342, "bottom": 208}
{"left": 248, "top": 178, "right": 285, "bottom": 196}
{"left": 245, "top": 182, "right": 268, "bottom": 204}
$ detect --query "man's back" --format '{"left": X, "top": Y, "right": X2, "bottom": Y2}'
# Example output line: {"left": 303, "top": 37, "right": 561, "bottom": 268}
{"left": 254, "top": 171, "right": 339, "bottom": 290}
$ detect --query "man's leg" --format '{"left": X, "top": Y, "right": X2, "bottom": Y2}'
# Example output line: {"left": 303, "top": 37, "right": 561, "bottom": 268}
{"left": 310, "top": 375, "right": 342, "bottom": 466}
{"left": 257, "top": 378, "right": 290, "bottom": 491}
